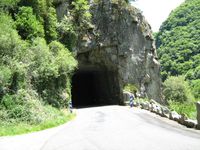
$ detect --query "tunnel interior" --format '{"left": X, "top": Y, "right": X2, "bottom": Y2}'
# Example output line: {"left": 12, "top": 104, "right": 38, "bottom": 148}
{"left": 71, "top": 67, "right": 120, "bottom": 107}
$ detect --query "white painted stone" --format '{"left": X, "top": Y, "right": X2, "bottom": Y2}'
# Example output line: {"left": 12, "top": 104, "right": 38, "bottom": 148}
{"left": 183, "top": 119, "right": 197, "bottom": 128}
{"left": 170, "top": 111, "right": 181, "bottom": 122}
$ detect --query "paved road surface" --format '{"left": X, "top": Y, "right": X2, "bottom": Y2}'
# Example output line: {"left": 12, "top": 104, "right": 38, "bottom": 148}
{"left": 0, "top": 106, "right": 200, "bottom": 150}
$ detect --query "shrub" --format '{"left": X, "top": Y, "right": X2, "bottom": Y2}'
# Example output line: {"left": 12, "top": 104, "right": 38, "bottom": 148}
{"left": 30, "top": 37, "right": 54, "bottom": 77}
{"left": 49, "top": 41, "right": 78, "bottom": 73}
{"left": 0, "top": 88, "right": 73, "bottom": 128}
{"left": 30, "top": 38, "right": 77, "bottom": 80}
{"left": 163, "top": 76, "right": 194, "bottom": 103}
{"left": 1, "top": 89, "right": 46, "bottom": 123}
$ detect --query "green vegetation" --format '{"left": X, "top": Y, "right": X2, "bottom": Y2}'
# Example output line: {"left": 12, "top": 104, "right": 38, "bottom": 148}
{"left": 168, "top": 101, "right": 196, "bottom": 119}
{"left": 163, "top": 76, "right": 196, "bottom": 118}
{"left": 163, "top": 76, "right": 194, "bottom": 103}
{"left": 0, "top": 109, "right": 75, "bottom": 136}
{"left": 156, "top": 0, "right": 200, "bottom": 81}
{"left": 134, "top": 97, "right": 149, "bottom": 103}
{"left": 0, "top": 0, "right": 91, "bottom": 135}
{"left": 15, "top": 6, "right": 45, "bottom": 40}
{"left": 123, "top": 83, "right": 138, "bottom": 94}
{"left": 155, "top": 0, "right": 200, "bottom": 118}
{"left": 57, "top": 0, "right": 92, "bottom": 50}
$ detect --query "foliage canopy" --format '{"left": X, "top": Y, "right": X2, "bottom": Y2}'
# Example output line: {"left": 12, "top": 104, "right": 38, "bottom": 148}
{"left": 155, "top": 0, "right": 200, "bottom": 100}
{"left": 155, "top": 0, "right": 200, "bottom": 81}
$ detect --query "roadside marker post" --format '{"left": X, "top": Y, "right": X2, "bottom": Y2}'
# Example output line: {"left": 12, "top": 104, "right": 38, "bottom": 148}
{"left": 130, "top": 95, "right": 134, "bottom": 108}
{"left": 69, "top": 101, "right": 73, "bottom": 113}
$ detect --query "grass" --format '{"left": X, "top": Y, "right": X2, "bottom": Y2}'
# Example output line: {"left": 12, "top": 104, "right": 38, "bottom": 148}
{"left": 0, "top": 109, "right": 75, "bottom": 136}
{"left": 168, "top": 101, "right": 197, "bottom": 119}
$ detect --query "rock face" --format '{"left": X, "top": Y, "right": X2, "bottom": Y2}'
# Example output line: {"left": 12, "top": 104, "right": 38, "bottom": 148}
{"left": 62, "top": 0, "right": 163, "bottom": 104}
{"left": 76, "top": 1, "right": 163, "bottom": 104}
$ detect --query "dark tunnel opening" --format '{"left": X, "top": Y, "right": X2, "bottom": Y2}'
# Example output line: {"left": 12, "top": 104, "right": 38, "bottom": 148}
{"left": 71, "top": 68, "right": 121, "bottom": 107}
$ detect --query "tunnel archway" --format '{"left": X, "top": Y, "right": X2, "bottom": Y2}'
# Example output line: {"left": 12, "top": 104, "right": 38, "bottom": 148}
{"left": 71, "top": 66, "right": 121, "bottom": 107}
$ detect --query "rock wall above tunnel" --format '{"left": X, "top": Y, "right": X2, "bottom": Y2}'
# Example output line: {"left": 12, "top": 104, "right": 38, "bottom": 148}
{"left": 55, "top": 0, "right": 163, "bottom": 104}
{"left": 76, "top": 0, "right": 164, "bottom": 104}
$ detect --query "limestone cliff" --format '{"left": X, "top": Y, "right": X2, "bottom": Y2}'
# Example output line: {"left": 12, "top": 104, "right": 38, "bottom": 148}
{"left": 57, "top": 0, "right": 164, "bottom": 104}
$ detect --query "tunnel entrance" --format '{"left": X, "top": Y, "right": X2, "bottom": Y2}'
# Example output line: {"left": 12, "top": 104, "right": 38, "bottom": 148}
{"left": 71, "top": 67, "right": 120, "bottom": 107}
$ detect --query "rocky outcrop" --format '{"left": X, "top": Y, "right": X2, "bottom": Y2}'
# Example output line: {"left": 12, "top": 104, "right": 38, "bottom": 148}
{"left": 76, "top": 0, "right": 163, "bottom": 104}
{"left": 55, "top": 0, "right": 163, "bottom": 104}
{"left": 54, "top": 1, "right": 69, "bottom": 21}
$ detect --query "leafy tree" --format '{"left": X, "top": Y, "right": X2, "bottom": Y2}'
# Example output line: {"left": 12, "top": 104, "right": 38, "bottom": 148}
{"left": 0, "top": 13, "right": 21, "bottom": 58}
{"left": 163, "top": 76, "right": 194, "bottom": 103}
{"left": 29, "top": 38, "right": 77, "bottom": 107}
{"left": 0, "top": 13, "right": 30, "bottom": 98}
{"left": 0, "top": 0, "right": 20, "bottom": 11}
{"left": 15, "top": 6, "right": 44, "bottom": 40}
{"left": 18, "top": 0, "right": 47, "bottom": 20}
{"left": 44, "top": 7, "right": 58, "bottom": 43}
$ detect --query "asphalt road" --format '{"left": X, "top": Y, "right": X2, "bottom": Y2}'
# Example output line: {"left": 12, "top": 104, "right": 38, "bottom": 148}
{"left": 0, "top": 106, "right": 200, "bottom": 150}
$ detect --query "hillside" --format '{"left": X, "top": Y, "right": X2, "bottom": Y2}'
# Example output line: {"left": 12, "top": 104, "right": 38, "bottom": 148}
{"left": 0, "top": 0, "right": 80, "bottom": 135}
{"left": 155, "top": 0, "right": 200, "bottom": 99}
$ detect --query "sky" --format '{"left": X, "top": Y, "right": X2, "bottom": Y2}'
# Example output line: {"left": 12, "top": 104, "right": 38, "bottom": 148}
{"left": 131, "top": 0, "right": 185, "bottom": 32}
